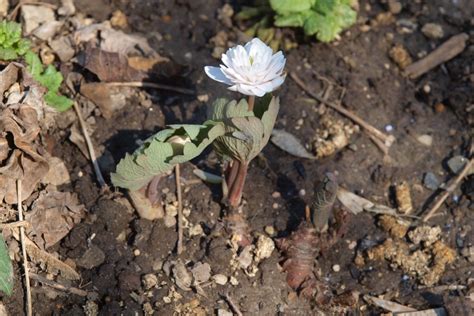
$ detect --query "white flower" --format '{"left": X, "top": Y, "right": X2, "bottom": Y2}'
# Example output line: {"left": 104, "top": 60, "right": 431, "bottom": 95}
{"left": 204, "top": 38, "right": 286, "bottom": 97}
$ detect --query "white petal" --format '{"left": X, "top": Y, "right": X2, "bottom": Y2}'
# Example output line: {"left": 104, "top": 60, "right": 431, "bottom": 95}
{"left": 204, "top": 66, "right": 232, "bottom": 85}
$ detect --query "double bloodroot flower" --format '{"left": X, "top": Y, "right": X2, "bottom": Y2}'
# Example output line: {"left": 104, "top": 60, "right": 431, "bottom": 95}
{"left": 204, "top": 38, "right": 286, "bottom": 97}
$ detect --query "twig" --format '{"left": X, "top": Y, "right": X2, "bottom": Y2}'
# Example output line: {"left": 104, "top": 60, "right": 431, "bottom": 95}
{"left": 175, "top": 164, "right": 184, "bottom": 255}
{"left": 72, "top": 102, "right": 107, "bottom": 189}
{"left": 422, "top": 157, "right": 473, "bottom": 222}
{"left": 7, "top": 1, "right": 58, "bottom": 20}
{"left": 404, "top": 33, "right": 469, "bottom": 79}
{"left": 29, "top": 273, "right": 88, "bottom": 297}
{"left": 17, "top": 180, "right": 32, "bottom": 316}
{"left": 223, "top": 293, "right": 243, "bottom": 316}
{"left": 0, "top": 220, "right": 29, "bottom": 230}
{"left": 106, "top": 82, "right": 195, "bottom": 95}
{"left": 290, "top": 72, "right": 395, "bottom": 149}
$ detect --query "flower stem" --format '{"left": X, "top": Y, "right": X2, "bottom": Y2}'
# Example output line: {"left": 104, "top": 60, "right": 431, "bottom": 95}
{"left": 227, "top": 161, "right": 248, "bottom": 208}
{"left": 248, "top": 95, "right": 255, "bottom": 112}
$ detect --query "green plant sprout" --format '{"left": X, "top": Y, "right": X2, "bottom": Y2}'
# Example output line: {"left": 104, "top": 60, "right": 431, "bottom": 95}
{"left": 271, "top": 0, "right": 357, "bottom": 42}
{"left": 238, "top": 0, "right": 357, "bottom": 44}
{"left": 112, "top": 38, "right": 286, "bottom": 210}
{"left": 0, "top": 21, "right": 73, "bottom": 111}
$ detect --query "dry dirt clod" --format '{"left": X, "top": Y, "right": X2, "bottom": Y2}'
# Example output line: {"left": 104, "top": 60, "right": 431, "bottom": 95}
{"left": 76, "top": 245, "right": 105, "bottom": 269}
{"left": 172, "top": 261, "right": 192, "bottom": 291}
{"left": 212, "top": 274, "right": 228, "bottom": 285}
{"left": 378, "top": 215, "right": 409, "bottom": 239}
{"left": 395, "top": 181, "right": 413, "bottom": 214}
{"left": 142, "top": 273, "right": 158, "bottom": 290}
{"left": 110, "top": 10, "right": 128, "bottom": 28}
{"left": 389, "top": 44, "right": 412, "bottom": 69}
{"left": 408, "top": 226, "right": 441, "bottom": 246}
{"left": 191, "top": 262, "right": 211, "bottom": 284}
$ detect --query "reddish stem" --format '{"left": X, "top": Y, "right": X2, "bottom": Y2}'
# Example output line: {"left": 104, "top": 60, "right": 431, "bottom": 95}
{"left": 225, "top": 159, "right": 240, "bottom": 193}
{"left": 227, "top": 161, "right": 248, "bottom": 208}
{"left": 248, "top": 95, "right": 255, "bottom": 112}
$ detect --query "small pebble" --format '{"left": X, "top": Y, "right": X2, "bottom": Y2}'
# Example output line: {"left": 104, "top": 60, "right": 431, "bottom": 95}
{"left": 423, "top": 172, "right": 439, "bottom": 190}
{"left": 229, "top": 276, "right": 239, "bottom": 286}
{"left": 387, "top": 0, "right": 402, "bottom": 14}
{"left": 272, "top": 203, "right": 279, "bottom": 209}
{"left": 421, "top": 23, "right": 444, "bottom": 39}
{"left": 133, "top": 249, "right": 141, "bottom": 256}
{"left": 265, "top": 226, "right": 276, "bottom": 236}
{"left": 434, "top": 103, "right": 445, "bottom": 113}
{"left": 423, "top": 84, "right": 431, "bottom": 94}
{"left": 298, "top": 189, "right": 306, "bottom": 197}
{"left": 78, "top": 171, "right": 83, "bottom": 177}
{"left": 332, "top": 264, "right": 341, "bottom": 272}
{"left": 213, "top": 274, "right": 228, "bottom": 285}
{"left": 348, "top": 241, "right": 357, "bottom": 250}
{"left": 271, "top": 191, "right": 281, "bottom": 198}
{"left": 164, "top": 215, "right": 176, "bottom": 228}
{"left": 447, "top": 156, "right": 468, "bottom": 174}
{"left": 384, "top": 124, "right": 394, "bottom": 132}
{"left": 416, "top": 134, "right": 433, "bottom": 147}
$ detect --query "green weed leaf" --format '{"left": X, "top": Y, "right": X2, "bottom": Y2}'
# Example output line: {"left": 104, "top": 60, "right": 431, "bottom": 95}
{"left": 0, "top": 235, "right": 14, "bottom": 296}
{"left": 0, "top": 21, "right": 30, "bottom": 61}
{"left": 270, "top": 0, "right": 315, "bottom": 14}
{"left": 269, "top": 0, "right": 357, "bottom": 42}
{"left": 112, "top": 122, "right": 225, "bottom": 191}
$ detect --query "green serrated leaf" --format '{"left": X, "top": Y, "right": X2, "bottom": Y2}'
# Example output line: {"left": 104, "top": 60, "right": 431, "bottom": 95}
{"left": 269, "top": 0, "right": 315, "bottom": 14}
{"left": 0, "top": 235, "right": 14, "bottom": 296}
{"left": 25, "top": 51, "right": 44, "bottom": 78}
{"left": 212, "top": 97, "right": 280, "bottom": 163}
{"left": 274, "top": 12, "right": 308, "bottom": 27}
{"left": 0, "top": 21, "right": 30, "bottom": 61}
{"left": 112, "top": 122, "right": 225, "bottom": 191}
{"left": 44, "top": 91, "right": 74, "bottom": 111}
{"left": 38, "top": 65, "right": 63, "bottom": 92}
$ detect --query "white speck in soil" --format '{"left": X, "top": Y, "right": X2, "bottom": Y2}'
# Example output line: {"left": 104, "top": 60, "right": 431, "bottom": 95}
{"left": 384, "top": 124, "right": 394, "bottom": 132}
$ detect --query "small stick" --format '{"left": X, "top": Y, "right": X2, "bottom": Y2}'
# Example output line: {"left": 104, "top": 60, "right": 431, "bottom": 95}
{"left": 72, "top": 102, "right": 107, "bottom": 189}
{"left": 422, "top": 157, "right": 473, "bottom": 222}
{"left": 29, "top": 273, "right": 88, "bottom": 297}
{"left": 404, "top": 33, "right": 469, "bottom": 79}
{"left": 17, "top": 180, "right": 32, "bottom": 316}
{"left": 0, "top": 220, "right": 29, "bottom": 230}
{"left": 223, "top": 293, "right": 243, "bottom": 316}
{"left": 175, "top": 164, "right": 184, "bottom": 255}
{"left": 290, "top": 72, "right": 395, "bottom": 148}
{"left": 106, "top": 82, "right": 195, "bottom": 95}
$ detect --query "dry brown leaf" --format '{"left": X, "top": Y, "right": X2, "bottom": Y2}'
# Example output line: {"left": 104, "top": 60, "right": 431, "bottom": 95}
{"left": 41, "top": 156, "right": 71, "bottom": 186}
{"left": 0, "top": 106, "right": 49, "bottom": 204}
{"left": 0, "top": 63, "right": 19, "bottom": 96}
{"left": 127, "top": 55, "right": 169, "bottom": 72}
{"left": 73, "top": 21, "right": 154, "bottom": 56}
{"left": 69, "top": 123, "right": 90, "bottom": 159}
{"left": 26, "top": 238, "right": 80, "bottom": 280}
{"left": 80, "top": 82, "right": 133, "bottom": 119}
{"left": 26, "top": 187, "right": 85, "bottom": 249}
{"left": 11, "top": 230, "right": 80, "bottom": 280}
{"left": 77, "top": 47, "right": 146, "bottom": 82}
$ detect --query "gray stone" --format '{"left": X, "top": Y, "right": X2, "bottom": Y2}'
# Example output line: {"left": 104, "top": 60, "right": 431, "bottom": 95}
{"left": 423, "top": 172, "right": 439, "bottom": 190}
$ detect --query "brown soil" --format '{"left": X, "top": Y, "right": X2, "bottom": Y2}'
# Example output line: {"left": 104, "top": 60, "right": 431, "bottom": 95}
{"left": 2, "top": 0, "right": 473, "bottom": 315}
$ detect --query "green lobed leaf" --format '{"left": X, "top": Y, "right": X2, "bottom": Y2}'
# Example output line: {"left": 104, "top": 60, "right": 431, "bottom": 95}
{"left": 269, "top": 0, "right": 316, "bottom": 14}
{"left": 211, "top": 96, "right": 280, "bottom": 163}
{"left": 274, "top": 12, "right": 308, "bottom": 27}
{"left": 0, "top": 235, "right": 14, "bottom": 296}
{"left": 0, "top": 21, "right": 30, "bottom": 61}
{"left": 44, "top": 91, "right": 74, "bottom": 112}
{"left": 111, "top": 122, "right": 225, "bottom": 191}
